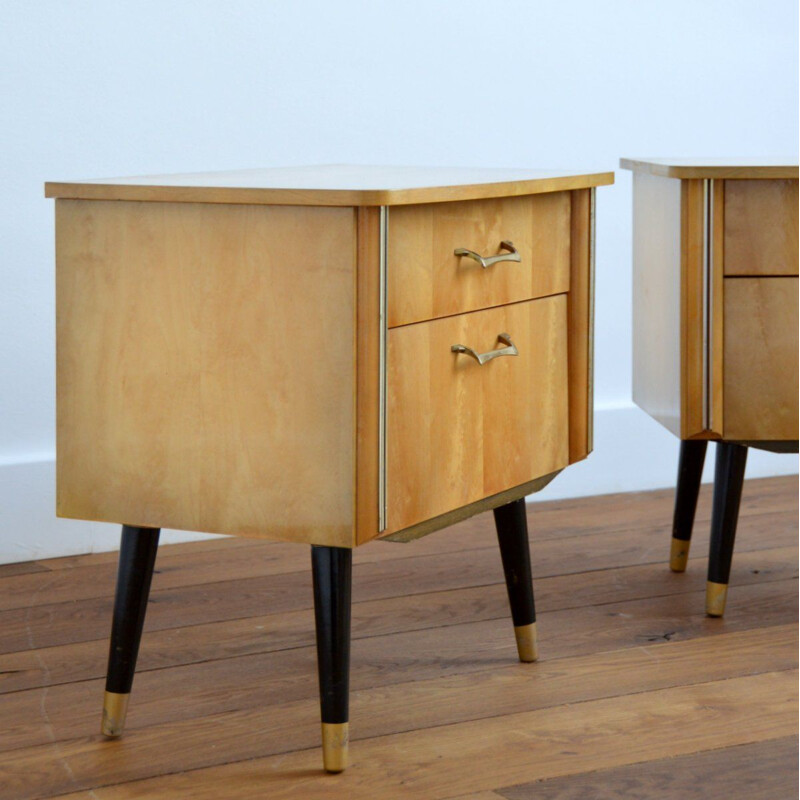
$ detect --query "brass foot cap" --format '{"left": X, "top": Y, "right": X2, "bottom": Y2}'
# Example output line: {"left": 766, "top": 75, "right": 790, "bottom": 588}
{"left": 706, "top": 581, "right": 729, "bottom": 617}
{"left": 321, "top": 722, "right": 349, "bottom": 773}
{"left": 514, "top": 622, "right": 538, "bottom": 663}
{"left": 670, "top": 537, "right": 690, "bottom": 572}
{"left": 101, "top": 691, "right": 130, "bottom": 738}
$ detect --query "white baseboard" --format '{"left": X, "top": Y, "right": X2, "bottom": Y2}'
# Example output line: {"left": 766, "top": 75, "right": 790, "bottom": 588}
{"left": 529, "top": 405, "right": 797, "bottom": 503}
{"left": 0, "top": 405, "right": 796, "bottom": 564}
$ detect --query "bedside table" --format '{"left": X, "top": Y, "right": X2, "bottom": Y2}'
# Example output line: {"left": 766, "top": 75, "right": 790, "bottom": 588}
{"left": 621, "top": 158, "right": 798, "bottom": 617}
{"left": 46, "top": 165, "right": 613, "bottom": 772}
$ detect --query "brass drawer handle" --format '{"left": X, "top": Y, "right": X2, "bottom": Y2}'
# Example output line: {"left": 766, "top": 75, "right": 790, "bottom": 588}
{"left": 454, "top": 240, "right": 520, "bottom": 269}
{"left": 451, "top": 333, "right": 518, "bottom": 365}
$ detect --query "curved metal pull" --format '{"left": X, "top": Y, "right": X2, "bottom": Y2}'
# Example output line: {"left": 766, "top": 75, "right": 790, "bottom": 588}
{"left": 454, "top": 240, "right": 520, "bottom": 269}
{"left": 451, "top": 333, "right": 518, "bottom": 365}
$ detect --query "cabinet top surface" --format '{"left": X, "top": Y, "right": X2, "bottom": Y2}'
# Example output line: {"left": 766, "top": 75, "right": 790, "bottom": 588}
{"left": 620, "top": 157, "right": 799, "bottom": 180}
{"left": 45, "top": 164, "right": 614, "bottom": 206}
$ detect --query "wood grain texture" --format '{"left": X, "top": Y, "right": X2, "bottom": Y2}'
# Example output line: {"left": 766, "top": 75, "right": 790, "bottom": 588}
{"left": 724, "top": 179, "right": 799, "bottom": 276}
{"left": 621, "top": 158, "right": 798, "bottom": 180}
{"left": 355, "top": 208, "right": 382, "bottom": 544}
{"left": 723, "top": 277, "right": 799, "bottom": 440}
{"left": 46, "top": 164, "right": 615, "bottom": 207}
{"left": 631, "top": 172, "right": 683, "bottom": 436}
{"left": 7, "top": 626, "right": 794, "bottom": 799}
{"left": 1, "top": 475, "right": 793, "bottom": 616}
{"left": 710, "top": 179, "right": 725, "bottom": 433}
{"left": 568, "top": 188, "right": 591, "bottom": 461}
{"left": 386, "top": 297, "right": 569, "bottom": 533}
{"left": 3, "top": 574, "right": 795, "bottom": 755}
{"left": 52, "top": 671, "right": 799, "bottom": 800}
{"left": 56, "top": 200, "right": 357, "bottom": 546}
{"left": 387, "top": 193, "right": 570, "bottom": 326}
{"left": 0, "top": 478, "right": 795, "bottom": 798}
{"left": 680, "top": 179, "right": 709, "bottom": 438}
{"left": 1, "top": 513, "right": 793, "bottom": 664}
{"left": 498, "top": 737, "right": 798, "bottom": 800}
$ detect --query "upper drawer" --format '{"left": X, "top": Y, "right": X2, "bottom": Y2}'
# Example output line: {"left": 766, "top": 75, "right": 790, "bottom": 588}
{"left": 387, "top": 192, "right": 571, "bottom": 327}
{"left": 724, "top": 179, "right": 798, "bottom": 276}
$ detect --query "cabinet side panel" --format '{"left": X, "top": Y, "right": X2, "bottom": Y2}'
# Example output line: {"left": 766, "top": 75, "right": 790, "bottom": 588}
{"left": 631, "top": 173, "right": 683, "bottom": 436}
{"left": 56, "top": 200, "right": 356, "bottom": 546}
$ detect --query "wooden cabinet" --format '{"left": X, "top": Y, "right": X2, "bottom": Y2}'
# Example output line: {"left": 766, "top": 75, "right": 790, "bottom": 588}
{"left": 48, "top": 166, "right": 612, "bottom": 548}
{"left": 46, "top": 165, "right": 614, "bottom": 772}
{"left": 622, "top": 157, "right": 798, "bottom": 621}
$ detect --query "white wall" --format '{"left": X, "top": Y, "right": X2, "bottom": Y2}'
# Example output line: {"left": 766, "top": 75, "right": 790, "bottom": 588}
{"left": 1, "top": 0, "right": 797, "bottom": 562}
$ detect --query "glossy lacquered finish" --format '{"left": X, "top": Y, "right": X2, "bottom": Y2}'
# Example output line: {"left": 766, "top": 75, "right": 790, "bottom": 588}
{"left": 102, "top": 525, "right": 160, "bottom": 737}
{"left": 706, "top": 443, "right": 749, "bottom": 616}
{"left": 670, "top": 440, "right": 708, "bottom": 572}
{"left": 493, "top": 498, "right": 538, "bottom": 662}
{"left": 311, "top": 546, "right": 352, "bottom": 772}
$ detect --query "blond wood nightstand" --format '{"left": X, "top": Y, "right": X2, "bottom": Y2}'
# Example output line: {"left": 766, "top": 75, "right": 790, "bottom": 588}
{"left": 621, "top": 158, "right": 798, "bottom": 617}
{"left": 46, "top": 165, "right": 613, "bottom": 772}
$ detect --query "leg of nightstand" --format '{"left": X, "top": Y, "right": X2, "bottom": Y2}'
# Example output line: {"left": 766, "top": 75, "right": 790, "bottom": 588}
{"left": 102, "top": 525, "right": 160, "bottom": 737}
{"left": 311, "top": 545, "right": 352, "bottom": 773}
{"left": 670, "top": 440, "right": 708, "bottom": 572}
{"left": 493, "top": 498, "right": 537, "bottom": 663}
{"left": 706, "top": 443, "right": 748, "bottom": 617}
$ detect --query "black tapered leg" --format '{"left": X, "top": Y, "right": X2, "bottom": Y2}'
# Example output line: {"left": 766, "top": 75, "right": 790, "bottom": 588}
{"left": 493, "top": 498, "right": 538, "bottom": 663}
{"left": 102, "top": 525, "right": 160, "bottom": 737}
{"left": 706, "top": 443, "right": 748, "bottom": 616}
{"left": 311, "top": 545, "right": 352, "bottom": 773}
{"left": 670, "top": 440, "right": 709, "bottom": 572}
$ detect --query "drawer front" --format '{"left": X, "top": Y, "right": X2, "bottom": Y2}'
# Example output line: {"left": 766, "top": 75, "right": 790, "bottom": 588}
{"left": 387, "top": 193, "right": 571, "bottom": 327}
{"left": 723, "top": 277, "right": 798, "bottom": 440}
{"left": 386, "top": 295, "right": 569, "bottom": 533}
{"left": 724, "top": 180, "right": 798, "bottom": 276}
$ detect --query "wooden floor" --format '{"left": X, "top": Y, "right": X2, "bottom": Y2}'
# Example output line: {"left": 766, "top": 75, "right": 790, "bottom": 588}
{"left": 0, "top": 477, "right": 797, "bottom": 799}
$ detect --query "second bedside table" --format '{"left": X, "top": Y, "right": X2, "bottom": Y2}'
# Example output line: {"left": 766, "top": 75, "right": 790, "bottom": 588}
{"left": 622, "top": 157, "right": 798, "bottom": 617}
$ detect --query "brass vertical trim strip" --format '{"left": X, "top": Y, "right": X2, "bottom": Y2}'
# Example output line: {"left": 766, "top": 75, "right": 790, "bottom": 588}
{"left": 588, "top": 186, "right": 596, "bottom": 451}
{"left": 701, "top": 179, "right": 711, "bottom": 431}
{"left": 378, "top": 206, "right": 388, "bottom": 531}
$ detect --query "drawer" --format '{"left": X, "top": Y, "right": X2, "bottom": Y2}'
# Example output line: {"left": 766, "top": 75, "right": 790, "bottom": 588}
{"left": 386, "top": 295, "right": 569, "bottom": 533}
{"left": 387, "top": 192, "right": 571, "bottom": 327}
{"left": 723, "top": 277, "right": 798, "bottom": 440}
{"left": 724, "top": 180, "right": 798, "bottom": 276}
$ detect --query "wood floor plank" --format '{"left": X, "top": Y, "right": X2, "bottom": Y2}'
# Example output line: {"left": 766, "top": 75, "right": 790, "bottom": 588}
{"left": 1, "top": 507, "right": 794, "bottom": 654}
{"left": 5, "top": 475, "right": 794, "bottom": 612}
{"left": 0, "top": 561, "right": 49, "bottom": 578}
{"left": 1, "top": 576, "right": 795, "bottom": 756}
{"left": 1, "top": 626, "right": 796, "bottom": 800}
{"left": 0, "top": 544, "right": 794, "bottom": 694}
{"left": 51, "top": 670, "right": 798, "bottom": 800}
{"left": 448, "top": 794, "right": 507, "bottom": 800}
{"left": 496, "top": 736, "right": 799, "bottom": 800}
{"left": 0, "top": 478, "right": 794, "bottom": 799}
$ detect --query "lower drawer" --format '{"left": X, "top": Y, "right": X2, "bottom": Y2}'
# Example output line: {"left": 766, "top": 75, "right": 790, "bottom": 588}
{"left": 386, "top": 295, "right": 569, "bottom": 533}
{"left": 724, "top": 277, "right": 798, "bottom": 440}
